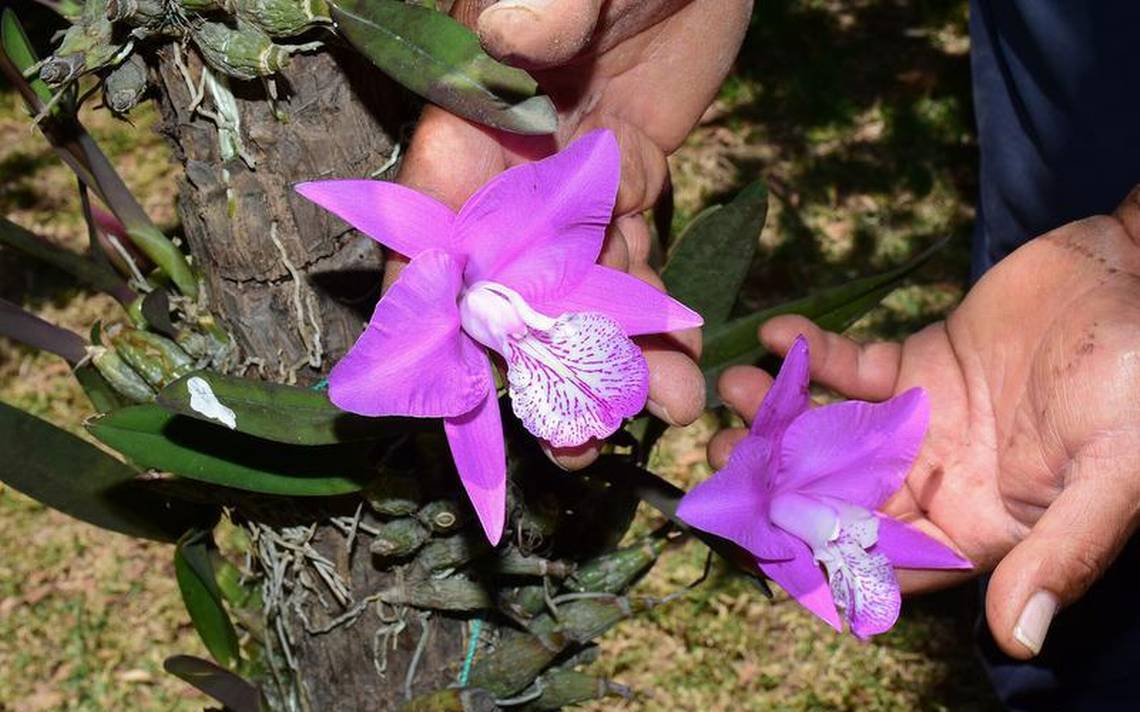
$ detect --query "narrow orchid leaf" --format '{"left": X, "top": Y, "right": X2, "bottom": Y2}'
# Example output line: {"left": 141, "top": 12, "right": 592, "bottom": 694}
{"left": 175, "top": 532, "right": 241, "bottom": 670}
{"left": 701, "top": 238, "right": 947, "bottom": 405}
{"left": 0, "top": 24, "right": 196, "bottom": 298}
{"left": 87, "top": 405, "right": 374, "bottom": 496}
{"left": 156, "top": 371, "right": 425, "bottom": 446}
{"left": 0, "top": 9, "right": 52, "bottom": 105}
{"left": 590, "top": 457, "right": 772, "bottom": 597}
{"left": 164, "top": 655, "right": 262, "bottom": 712}
{"left": 0, "top": 30, "right": 94, "bottom": 192}
{"left": 77, "top": 131, "right": 200, "bottom": 298}
{"left": 0, "top": 400, "right": 215, "bottom": 541}
{"left": 332, "top": 0, "right": 557, "bottom": 134}
{"left": 0, "top": 216, "right": 134, "bottom": 303}
{"left": 0, "top": 298, "right": 87, "bottom": 364}
{"left": 662, "top": 181, "right": 768, "bottom": 327}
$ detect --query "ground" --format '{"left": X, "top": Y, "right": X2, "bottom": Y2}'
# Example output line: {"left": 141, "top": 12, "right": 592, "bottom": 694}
{"left": 1, "top": 1, "right": 1000, "bottom": 709}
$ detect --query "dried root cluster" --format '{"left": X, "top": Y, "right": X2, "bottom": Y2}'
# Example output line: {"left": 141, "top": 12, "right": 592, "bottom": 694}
{"left": 241, "top": 438, "right": 668, "bottom": 711}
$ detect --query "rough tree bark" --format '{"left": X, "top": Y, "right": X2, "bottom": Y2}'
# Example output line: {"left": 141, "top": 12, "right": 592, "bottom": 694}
{"left": 154, "top": 47, "right": 469, "bottom": 710}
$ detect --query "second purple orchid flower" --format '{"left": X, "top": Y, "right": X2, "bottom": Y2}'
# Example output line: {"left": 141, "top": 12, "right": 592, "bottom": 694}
{"left": 677, "top": 336, "right": 971, "bottom": 638}
{"left": 296, "top": 130, "right": 702, "bottom": 545}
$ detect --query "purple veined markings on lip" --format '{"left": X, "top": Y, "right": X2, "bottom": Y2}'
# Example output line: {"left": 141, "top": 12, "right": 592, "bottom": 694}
{"left": 294, "top": 129, "right": 702, "bottom": 545}
{"left": 676, "top": 335, "right": 972, "bottom": 638}
{"left": 457, "top": 278, "right": 648, "bottom": 448}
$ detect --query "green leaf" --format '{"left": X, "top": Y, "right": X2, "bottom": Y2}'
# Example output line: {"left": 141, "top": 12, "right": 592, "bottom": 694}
{"left": 332, "top": 0, "right": 557, "bottom": 134}
{"left": 87, "top": 405, "right": 374, "bottom": 496}
{"left": 700, "top": 238, "right": 947, "bottom": 405}
{"left": 1, "top": 9, "right": 53, "bottom": 106}
{"left": 157, "top": 370, "right": 422, "bottom": 446}
{"left": 662, "top": 181, "right": 768, "bottom": 327}
{"left": 0, "top": 400, "right": 213, "bottom": 541}
{"left": 164, "top": 655, "right": 262, "bottom": 712}
{"left": 175, "top": 532, "right": 241, "bottom": 670}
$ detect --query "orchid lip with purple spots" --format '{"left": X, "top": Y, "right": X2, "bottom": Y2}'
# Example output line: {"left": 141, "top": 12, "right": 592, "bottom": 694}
{"left": 295, "top": 130, "right": 702, "bottom": 545}
{"left": 676, "top": 336, "right": 971, "bottom": 638}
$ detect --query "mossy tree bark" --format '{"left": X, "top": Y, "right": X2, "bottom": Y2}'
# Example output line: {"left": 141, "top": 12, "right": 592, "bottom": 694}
{"left": 153, "top": 47, "right": 470, "bottom": 710}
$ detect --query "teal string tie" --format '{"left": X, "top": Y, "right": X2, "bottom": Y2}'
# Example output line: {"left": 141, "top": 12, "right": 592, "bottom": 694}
{"left": 458, "top": 617, "right": 483, "bottom": 687}
{"left": 311, "top": 377, "right": 329, "bottom": 391}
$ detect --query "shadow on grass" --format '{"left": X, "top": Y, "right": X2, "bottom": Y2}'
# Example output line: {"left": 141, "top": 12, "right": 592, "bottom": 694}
{"left": 697, "top": 0, "right": 977, "bottom": 340}
{"left": 687, "top": 2, "right": 997, "bottom": 707}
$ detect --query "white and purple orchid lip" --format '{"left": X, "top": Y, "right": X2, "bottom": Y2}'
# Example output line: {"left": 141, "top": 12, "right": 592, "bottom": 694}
{"left": 769, "top": 494, "right": 899, "bottom": 637}
{"left": 459, "top": 281, "right": 648, "bottom": 448}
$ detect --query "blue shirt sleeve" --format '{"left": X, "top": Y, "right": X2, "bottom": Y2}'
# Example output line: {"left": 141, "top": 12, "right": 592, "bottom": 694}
{"left": 969, "top": 0, "right": 1140, "bottom": 279}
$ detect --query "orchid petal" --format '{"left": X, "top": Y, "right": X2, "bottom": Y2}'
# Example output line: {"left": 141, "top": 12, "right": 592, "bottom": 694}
{"left": 775, "top": 388, "right": 929, "bottom": 508}
{"left": 328, "top": 250, "right": 490, "bottom": 417}
{"left": 534, "top": 265, "right": 704, "bottom": 336}
{"left": 822, "top": 530, "right": 901, "bottom": 639}
{"left": 751, "top": 335, "right": 812, "bottom": 438}
{"left": 444, "top": 382, "right": 506, "bottom": 546}
{"left": 873, "top": 515, "right": 972, "bottom": 570}
{"left": 455, "top": 130, "right": 619, "bottom": 301}
{"left": 506, "top": 312, "right": 648, "bottom": 447}
{"left": 677, "top": 437, "right": 798, "bottom": 561}
{"left": 295, "top": 180, "right": 455, "bottom": 258}
{"left": 759, "top": 541, "right": 842, "bottom": 631}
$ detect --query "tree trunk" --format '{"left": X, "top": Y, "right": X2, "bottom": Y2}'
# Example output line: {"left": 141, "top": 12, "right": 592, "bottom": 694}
{"left": 154, "top": 47, "right": 470, "bottom": 711}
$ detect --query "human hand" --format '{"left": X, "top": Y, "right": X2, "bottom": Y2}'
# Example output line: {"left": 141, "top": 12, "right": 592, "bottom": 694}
{"left": 392, "top": 0, "right": 754, "bottom": 467}
{"left": 711, "top": 187, "right": 1140, "bottom": 659}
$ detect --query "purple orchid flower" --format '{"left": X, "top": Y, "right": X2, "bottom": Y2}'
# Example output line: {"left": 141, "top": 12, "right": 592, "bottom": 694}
{"left": 295, "top": 130, "right": 702, "bottom": 545}
{"left": 676, "top": 336, "right": 970, "bottom": 638}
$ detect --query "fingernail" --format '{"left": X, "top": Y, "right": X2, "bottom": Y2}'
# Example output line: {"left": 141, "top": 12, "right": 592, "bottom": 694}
{"left": 1013, "top": 590, "right": 1058, "bottom": 655}
{"left": 646, "top": 398, "right": 675, "bottom": 425}
{"left": 487, "top": 0, "right": 553, "bottom": 12}
{"left": 539, "top": 442, "right": 570, "bottom": 471}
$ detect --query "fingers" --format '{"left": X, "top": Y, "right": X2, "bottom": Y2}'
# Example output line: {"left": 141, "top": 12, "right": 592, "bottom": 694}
{"left": 599, "top": 223, "right": 631, "bottom": 272}
{"left": 717, "top": 365, "right": 774, "bottom": 425}
{"left": 545, "top": 438, "right": 601, "bottom": 470}
{"left": 984, "top": 444, "right": 1140, "bottom": 659}
{"left": 707, "top": 426, "right": 747, "bottom": 470}
{"left": 760, "top": 315, "right": 902, "bottom": 401}
{"left": 477, "top": 0, "right": 604, "bottom": 69}
{"left": 640, "top": 336, "right": 705, "bottom": 426}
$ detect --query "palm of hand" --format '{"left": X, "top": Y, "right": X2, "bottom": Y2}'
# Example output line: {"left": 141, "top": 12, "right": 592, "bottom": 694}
{"left": 719, "top": 194, "right": 1140, "bottom": 656}
{"left": 886, "top": 214, "right": 1140, "bottom": 584}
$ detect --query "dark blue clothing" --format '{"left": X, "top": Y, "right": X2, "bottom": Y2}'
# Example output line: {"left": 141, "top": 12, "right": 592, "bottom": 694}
{"left": 969, "top": 2, "right": 1140, "bottom": 709}
{"left": 970, "top": 0, "right": 1140, "bottom": 277}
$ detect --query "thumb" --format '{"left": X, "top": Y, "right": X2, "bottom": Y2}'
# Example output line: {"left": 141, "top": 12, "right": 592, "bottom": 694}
{"left": 476, "top": 0, "right": 603, "bottom": 69}
{"left": 985, "top": 449, "right": 1140, "bottom": 659}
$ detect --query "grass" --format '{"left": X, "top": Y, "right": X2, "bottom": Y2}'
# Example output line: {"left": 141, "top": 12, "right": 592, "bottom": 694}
{"left": 1, "top": 1, "right": 997, "bottom": 709}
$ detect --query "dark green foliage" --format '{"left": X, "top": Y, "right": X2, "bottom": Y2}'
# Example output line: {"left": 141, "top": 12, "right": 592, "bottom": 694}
{"left": 331, "top": 0, "right": 557, "bottom": 134}
{"left": 0, "top": 400, "right": 215, "bottom": 541}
